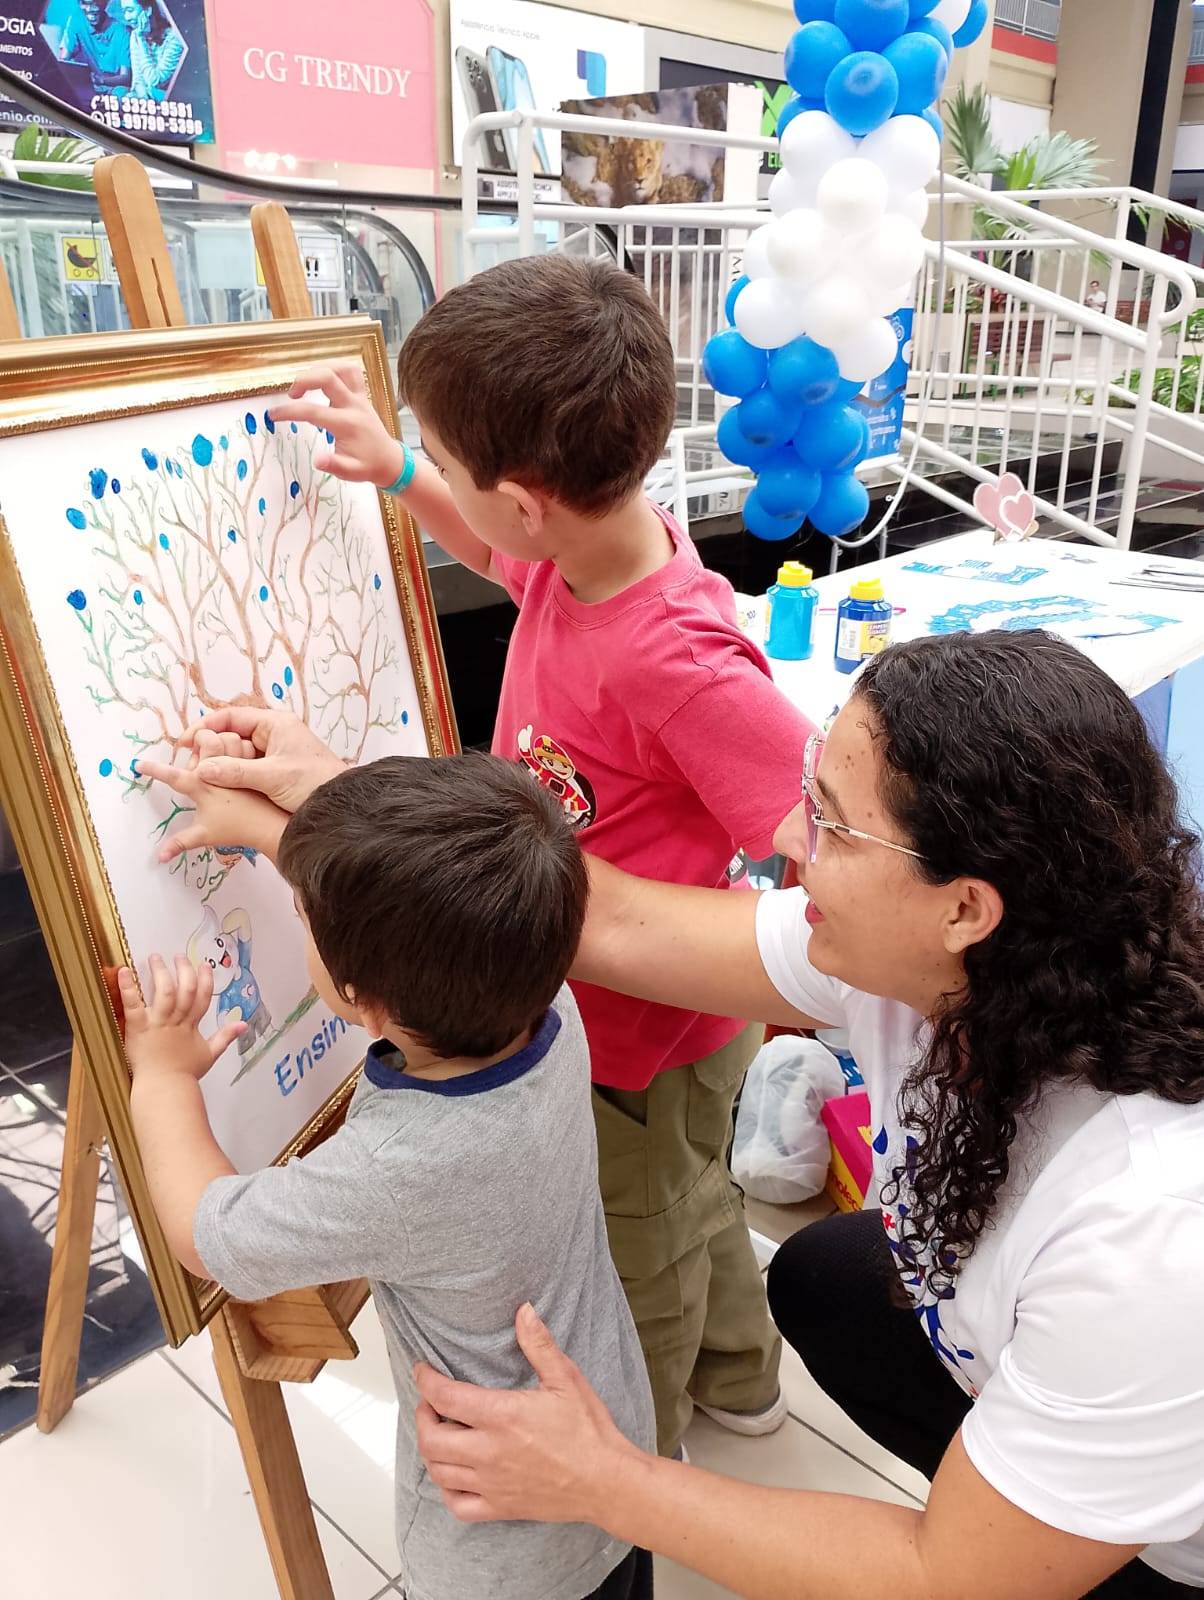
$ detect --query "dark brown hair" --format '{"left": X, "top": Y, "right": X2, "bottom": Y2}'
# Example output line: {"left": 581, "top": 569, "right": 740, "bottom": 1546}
{"left": 857, "top": 630, "right": 1204, "bottom": 1300}
{"left": 396, "top": 255, "right": 677, "bottom": 515}
{"left": 277, "top": 752, "right": 589, "bottom": 1058}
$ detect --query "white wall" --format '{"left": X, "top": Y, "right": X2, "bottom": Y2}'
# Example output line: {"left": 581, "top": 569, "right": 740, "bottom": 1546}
{"left": 989, "top": 96, "right": 1051, "bottom": 152}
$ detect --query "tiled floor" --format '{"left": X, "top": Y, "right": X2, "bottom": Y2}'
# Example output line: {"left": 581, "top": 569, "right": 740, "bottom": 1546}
{"left": 0, "top": 1193, "right": 927, "bottom": 1600}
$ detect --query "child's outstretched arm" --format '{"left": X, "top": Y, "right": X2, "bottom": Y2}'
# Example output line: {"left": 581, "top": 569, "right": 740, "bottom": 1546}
{"left": 268, "top": 364, "right": 500, "bottom": 583}
{"left": 121, "top": 956, "right": 243, "bottom": 1278}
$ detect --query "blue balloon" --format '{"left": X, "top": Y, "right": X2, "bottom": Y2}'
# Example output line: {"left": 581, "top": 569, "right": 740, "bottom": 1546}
{"left": 769, "top": 337, "right": 842, "bottom": 409}
{"left": 725, "top": 273, "right": 750, "bottom": 323}
{"left": 795, "top": 403, "right": 870, "bottom": 473}
{"left": 777, "top": 94, "right": 825, "bottom": 137}
{"left": 825, "top": 51, "right": 899, "bottom": 136}
{"left": 922, "top": 107, "right": 944, "bottom": 140}
{"left": 758, "top": 454, "right": 822, "bottom": 520}
{"left": 739, "top": 386, "right": 805, "bottom": 448}
{"left": 883, "top": 30, "right": 948, "bottom": 115}
{"left": 909, "top": 15, "right": 953, "bottom": 58}
{"left": 810, "top": 472, "right": 871, "bottom": 537}
{"left": 907, "top": 0, "right": 939, "bottom": 14}
{"left": 834, "top": 0, "right": 908, "bottom": 52}
{"left": 834, "top": 378, "right": 866, "bottom": 405}
{"left": 785, "top": 21, "right": 851, "bottom": 100}
{"left": 703, "top": 329, "right": 769, "bottom": 398}
{"left": 953, "top": 0, "right": 989, "bottom": 46}
{"left": 717, "top": 407, "right": 782, "bottom": 470}
{"left": 794, "top": 0, "right": 836, "bottom": 19}
{"left": 744, "top": 487, "right": 805, "bottom": 543}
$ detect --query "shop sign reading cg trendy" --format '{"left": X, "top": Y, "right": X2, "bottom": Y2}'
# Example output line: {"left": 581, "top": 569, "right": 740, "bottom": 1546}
{"left": 208, "top": 0, "right": 435, "bottom": 168}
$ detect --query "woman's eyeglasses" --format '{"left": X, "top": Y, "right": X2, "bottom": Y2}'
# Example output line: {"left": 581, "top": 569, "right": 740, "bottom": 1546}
{"left": 802, "top": 733, "right": 925, "bottom": 866}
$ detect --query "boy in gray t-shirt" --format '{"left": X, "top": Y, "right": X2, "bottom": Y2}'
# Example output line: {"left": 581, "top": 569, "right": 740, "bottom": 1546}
{"left": 121, "top": 752, "right": 656, "bottom": 1600}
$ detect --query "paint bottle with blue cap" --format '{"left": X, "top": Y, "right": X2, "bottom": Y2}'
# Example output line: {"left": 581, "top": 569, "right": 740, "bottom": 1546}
{"left": 765, "top": 560, "right": 818, "bottom": 661}
{"left": 834, "top": 576, "right": 892, "bottom": 674}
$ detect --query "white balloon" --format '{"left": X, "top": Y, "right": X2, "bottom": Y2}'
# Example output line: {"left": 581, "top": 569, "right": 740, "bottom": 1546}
{"left": 769, "top": 168, "right": 816, "bottom": 218}
{"left": 780, "top": 110, "right": 857, "bottom": 184}
{"left": 741, "top": 224, "right": 775, "bottom": 280}
{"left": 831, "top": 318, "right": 899, "bottom": 383}
{"left": 817, "top": 158, "right": 890, "bottom": 241}
{"left": 800, "top": 277, "right": 873, "bottom": 348}
{"left": 734, "top": 277, "right": 807, "bottom": 349}
{"left": 931, "top": 0, "right": 971, "bottom": 31}
{"left": 890, "top": 188, "right": 931, "bottom": 229}
{"left": 860, "top": 214, "right": 926, "bottom": 291}
{"left": 767, "top": 209, "right": 831, "bottom": 281}
{"left": 860, "top": 116, "right": 941, "bottom": 198}
{"left": 863, "top": 279, "right": 915, "bottom": 317}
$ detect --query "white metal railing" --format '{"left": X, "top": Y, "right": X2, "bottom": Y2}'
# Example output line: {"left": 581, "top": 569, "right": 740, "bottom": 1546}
{"left": 995, "top": 0, "right": 1061, "bottom": 41}
{"left": 1192, "top": 16, "right": 1204, "bottom": 64}
{"left": 462, "top": 109, "right": 1201, "bottom": 554}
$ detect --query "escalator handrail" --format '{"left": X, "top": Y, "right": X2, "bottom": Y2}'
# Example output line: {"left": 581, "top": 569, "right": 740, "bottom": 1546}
{"left": 0, "top": 61, "right": 517, "bottom": 216}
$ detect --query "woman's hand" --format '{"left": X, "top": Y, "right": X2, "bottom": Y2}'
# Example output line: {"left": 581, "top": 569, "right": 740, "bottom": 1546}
{"left": 138, "top": 730, "right": 291, "bottom": 862}
{"left": 170, "top": 711, "right": 345, "bottom": 817}
{"left": 415, "top": 1303, "right": 643, "bottom": 1527}
{"left": 269, "top": 364, "right": 405, "bottom": 488}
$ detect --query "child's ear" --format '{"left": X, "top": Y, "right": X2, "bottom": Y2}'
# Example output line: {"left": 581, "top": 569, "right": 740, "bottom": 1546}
{"left": 497, "top": 479, "right": 545, "bottom": 541}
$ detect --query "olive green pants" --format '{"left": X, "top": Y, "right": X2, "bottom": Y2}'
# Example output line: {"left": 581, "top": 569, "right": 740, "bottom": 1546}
{"left": 592, "top": 1023, "right": 781, "bottom": 1458}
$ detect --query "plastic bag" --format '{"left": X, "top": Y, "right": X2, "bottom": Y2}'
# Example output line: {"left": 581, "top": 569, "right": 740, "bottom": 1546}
{"left": 732, "top": 1035, "right": 847, "bottom": 1205}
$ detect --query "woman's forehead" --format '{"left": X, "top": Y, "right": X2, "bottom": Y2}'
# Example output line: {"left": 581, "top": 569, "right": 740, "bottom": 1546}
{"left": 824, "top": 703, "right": 888, "bottom": 823}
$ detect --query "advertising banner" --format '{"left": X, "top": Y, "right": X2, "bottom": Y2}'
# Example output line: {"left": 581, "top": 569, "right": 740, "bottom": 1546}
{"left": 857, "top": 306, "right": 914, "bottom": 462}
{"left": 206, "top": 0, "right": 435, "bottom": 170}
{"left": 451, "top": 0, "right": 645, "bottom": 173}
{"left": 0, "top": 0, "right": 213, "bottom": 143}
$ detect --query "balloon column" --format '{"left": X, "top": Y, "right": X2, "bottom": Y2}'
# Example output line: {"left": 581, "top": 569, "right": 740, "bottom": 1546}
{"left": 703, "top": 0, "right": 989, "bottom": 542}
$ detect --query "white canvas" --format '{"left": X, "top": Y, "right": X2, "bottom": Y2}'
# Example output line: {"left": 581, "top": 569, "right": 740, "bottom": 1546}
{"left": 0, "top": 393, "right": 430, "bottom": 1171}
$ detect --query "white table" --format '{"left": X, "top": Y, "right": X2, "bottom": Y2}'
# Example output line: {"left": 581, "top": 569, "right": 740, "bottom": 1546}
{"left": 740, "top": 529, "right": 1204, "bottom": 826}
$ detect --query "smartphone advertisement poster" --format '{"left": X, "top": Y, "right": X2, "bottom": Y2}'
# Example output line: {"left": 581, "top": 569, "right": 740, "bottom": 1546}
{"left": 0, "top": 0, "right": 214, "bottom": 143}
{"left": 451, "top": 0, "right": 645, "bottom": 174}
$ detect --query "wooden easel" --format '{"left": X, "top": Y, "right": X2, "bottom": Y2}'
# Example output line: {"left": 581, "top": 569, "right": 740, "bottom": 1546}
{"left": 22, "top": 156, "right": 376, "bottom": 1600}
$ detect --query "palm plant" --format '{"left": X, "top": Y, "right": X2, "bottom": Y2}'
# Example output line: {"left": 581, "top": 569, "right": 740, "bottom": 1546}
{"left": 11, "top": 123, "right": 97, "bottom": 191}
{"left": 943, "top": 84, "right": 1105, "bottom": 243}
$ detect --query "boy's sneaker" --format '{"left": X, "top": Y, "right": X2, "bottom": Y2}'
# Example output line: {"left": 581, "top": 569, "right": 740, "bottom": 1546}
{"left": 695, "top": 1389, "right": 790, "bottom": 1437}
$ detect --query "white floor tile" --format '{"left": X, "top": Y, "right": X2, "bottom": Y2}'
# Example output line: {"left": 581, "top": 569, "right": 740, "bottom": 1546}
{"left": 0, "top": 1352, "right": 391, "bottom": 1600}
{"left": 742, "top": 1191, "right": 836, "bottom": 1250}
{"left": 654, "top": 1409, "right": 921, "bottom": 1599}
{"left": 160, "top": 1301, "right": 402, "bottom": 1575}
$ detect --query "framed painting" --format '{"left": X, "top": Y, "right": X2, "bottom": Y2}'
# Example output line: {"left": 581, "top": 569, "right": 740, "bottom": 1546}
{"left": 0, "top": 316, "right": 458, "bottom": 1342}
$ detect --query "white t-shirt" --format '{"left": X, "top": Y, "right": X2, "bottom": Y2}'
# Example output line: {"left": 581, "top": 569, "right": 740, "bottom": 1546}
{"left": 757, "top": 888, "right": 1204, "bottom": 1586}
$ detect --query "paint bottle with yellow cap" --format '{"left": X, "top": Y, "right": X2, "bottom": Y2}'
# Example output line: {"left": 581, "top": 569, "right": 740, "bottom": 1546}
{"left": 834, "top": 576, "right": 892, "bottom": 675}
{"left": 765, "top": 560, "right": 818, "bottom": 661}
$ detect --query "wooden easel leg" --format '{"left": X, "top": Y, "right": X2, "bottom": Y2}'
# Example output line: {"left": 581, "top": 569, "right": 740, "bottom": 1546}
{"left": 36, "top": 1043, "right": 104, "bottom": 1433}
{"left": 210, "top": 1307, "right": 335, "bottom": 1600}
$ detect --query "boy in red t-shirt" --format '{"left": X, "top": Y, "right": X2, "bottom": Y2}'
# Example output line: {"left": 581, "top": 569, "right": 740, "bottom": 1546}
{"left": 180, "top": 256, "right": 816, "bottom": 1459}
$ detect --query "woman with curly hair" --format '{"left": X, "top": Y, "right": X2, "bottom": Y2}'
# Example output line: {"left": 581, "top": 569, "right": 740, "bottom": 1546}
{"left": 416, "top": 628, "right": 1204, "bottom": 1600}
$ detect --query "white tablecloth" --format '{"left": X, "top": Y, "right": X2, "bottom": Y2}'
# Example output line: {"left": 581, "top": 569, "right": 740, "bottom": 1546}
{"left": 740, "top": 531, "right": 1204, "bottom": 722}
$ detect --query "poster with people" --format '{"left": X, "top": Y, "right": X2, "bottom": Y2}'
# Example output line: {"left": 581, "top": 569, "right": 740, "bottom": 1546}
{"left": 0, "top": 0, "right": 214, "bottom": 144}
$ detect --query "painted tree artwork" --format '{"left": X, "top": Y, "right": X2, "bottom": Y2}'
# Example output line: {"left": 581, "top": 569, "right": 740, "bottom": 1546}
{"left": 0, "top": 390, "right": 435, "bottom": 1172}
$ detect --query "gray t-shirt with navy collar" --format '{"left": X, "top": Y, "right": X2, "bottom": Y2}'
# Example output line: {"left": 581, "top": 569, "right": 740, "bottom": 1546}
{"left": 195, "top": 984, "right": 654, "bottom": 1600}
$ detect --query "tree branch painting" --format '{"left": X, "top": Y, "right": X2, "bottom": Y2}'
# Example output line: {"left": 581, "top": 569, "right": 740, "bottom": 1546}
{"left": 61, "top": 408, "right": 405, "bottom": 902}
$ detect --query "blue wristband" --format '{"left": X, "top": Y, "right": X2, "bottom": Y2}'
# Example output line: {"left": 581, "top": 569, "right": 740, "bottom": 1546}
{"left": 383, "top": 443, "right": 417, "bottom": 496}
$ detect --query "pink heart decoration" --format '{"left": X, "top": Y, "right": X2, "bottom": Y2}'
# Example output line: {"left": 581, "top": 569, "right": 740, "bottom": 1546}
{"left": 973, "top": 472, "right": 1028, "bottom": 535}
{"left": 999, "top": 488, "right": 1035, "bottom": 536}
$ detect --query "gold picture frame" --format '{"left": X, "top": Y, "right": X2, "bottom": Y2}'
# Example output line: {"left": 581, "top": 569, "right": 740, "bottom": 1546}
{"left": 0, "top": 316, "right": 458, "bottom": 1343}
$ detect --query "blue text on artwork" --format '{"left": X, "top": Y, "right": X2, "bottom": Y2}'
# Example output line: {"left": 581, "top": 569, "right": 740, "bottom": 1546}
{"left": 274, "top": 1014, "right": 349, "bottom": 1098}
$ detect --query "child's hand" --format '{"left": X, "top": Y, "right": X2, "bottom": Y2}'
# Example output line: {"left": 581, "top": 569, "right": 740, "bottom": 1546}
{"left": 268, "top": 364, "right": 405, "bottom": 489}
{"left": 139, "top": 730, "right": 290, "bottom": 863}
{"left": 119, "top": 955, "right": 245, "bottom": 1081}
